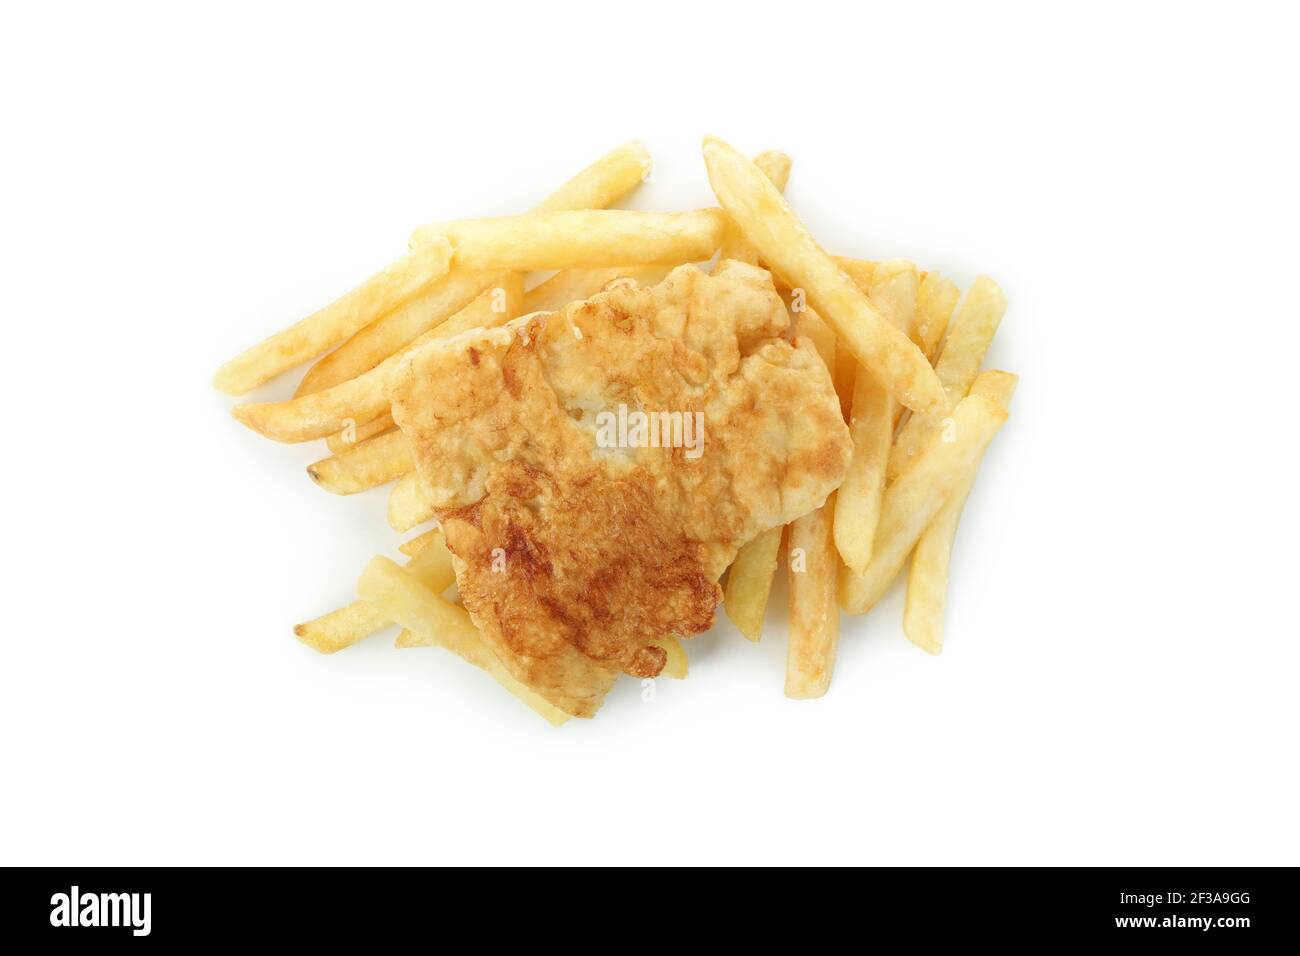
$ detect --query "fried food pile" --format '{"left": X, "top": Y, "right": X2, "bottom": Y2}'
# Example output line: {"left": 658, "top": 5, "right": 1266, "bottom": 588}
{"left": 216, "top": 138, "right": 1015, "bottom": 723}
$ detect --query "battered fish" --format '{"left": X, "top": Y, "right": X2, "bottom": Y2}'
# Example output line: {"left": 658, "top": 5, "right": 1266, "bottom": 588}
{"left": 390, "top": 262, "right": 851, "bottom": 717}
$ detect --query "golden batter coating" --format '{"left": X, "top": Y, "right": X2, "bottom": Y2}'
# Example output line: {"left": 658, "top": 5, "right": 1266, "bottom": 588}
{"left": 391, "top": 262, "right": 851, "bottom": 717}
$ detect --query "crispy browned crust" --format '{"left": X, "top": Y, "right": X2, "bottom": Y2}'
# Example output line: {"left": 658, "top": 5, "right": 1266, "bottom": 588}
{"left": 391, "top": 263, "right": 851, "bottom": 717}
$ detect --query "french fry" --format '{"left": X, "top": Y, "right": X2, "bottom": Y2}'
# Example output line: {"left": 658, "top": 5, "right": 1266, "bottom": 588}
{"left": 298, "top": 600, "right": 387, "bottom": 654}
{"left": 724, "top": 527, "right": 783, "bottom": 641}
{"left": 525, "top": 139, "right": 652, "bottom": 209}
{"left": 796, "top": 307, "right": 837, "bottom": 370}
{"left": 297, "top": 269, "right": 507, "bottom": 396}
{"left": 786, "top": 493, "right": 839, "bottom": 698}
{"left": 295, "top": 601, "right": 391, "bottom": 656}
{"left": 395, "top": 530, "right": 456, "bottom": 594}
{"left": 840, "top": 394, "right": 1009, "bottom": 615}
{"left": 408, "top": 140, "right": 652, "bottom": 250}
{"left": 234, "top": 333, "right": 425, "bottom": 443}
{"left": 233, "top": 275, "right": 523, "bottom": 443}
{"left": 716, "top": 150, "right": 791, "bottom": 265}
{"left": 650, "top": 636, "right": 689, "bottom": 680}
{"left": 836, "top": 368, "right": 890, "bottom": 567}
{"left": 831, "top": 351, "right": 855, "bottom": 421}
{"left": 522, "top": 265, "right": 669, "bottom": 314}
{"left": 357, "top": 557, "right": 570, "bottom": 725}
{"left": 213, "top": 237, "right": 454, "bottom": 396}
{"left": 701, "top": 136, "right": 943, "bottom": 416}
{"left": 833, "top": 261, "right": 918, "bottom": 574}
{"left": 835, "top": 259, "right": 934, "bottom": 284}
{"left": 915, "top": 271, "right": 961, "bottom": 363}
{"left": 294, "top": 532, "right": 455, "bottom": 653}
{"left": 904, "top": 371, "right": 1018, "bottom": 654}
{"left": 754, "top": 149, "right": 792, "bottom": 181}
{"left": 302, "top": 143, "right": 652, "bottom": 396}
{"left": 833, "top": 260, "right": 875, "bottom": 420}
{"left": 413, "top": 271, "right": 525, "bottom": 339}
{"left": 835, "top": 257, "right": 877, "bottom": 290}
{"left": 325, "top": 415, "right": 394, "bottom": 455}
{"left": 398, "top": 528, "right": 443, "bottom": 559}
{"left": 888, "top": 276, "right": 1007, "bottom": 480}
{"left": 413, "top": 209, "right": 727, "bottom": 271}
{"left": 307, "top": 429, "right": 413, "bottom": 495}
{"left": 389, "top": 471, "right": 435, "bottom": 532}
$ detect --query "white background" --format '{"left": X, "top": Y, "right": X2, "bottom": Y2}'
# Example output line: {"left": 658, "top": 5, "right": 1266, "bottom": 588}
{"left": 2, "top": 1, "right": 1296, "bottom": 866}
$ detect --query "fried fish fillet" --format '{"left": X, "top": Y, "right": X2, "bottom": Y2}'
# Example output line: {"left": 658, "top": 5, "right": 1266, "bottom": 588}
{"left": 390, "top": 262, "right": 851, "bottom": 717}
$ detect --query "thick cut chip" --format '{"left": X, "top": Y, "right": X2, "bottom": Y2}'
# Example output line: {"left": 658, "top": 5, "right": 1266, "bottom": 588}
{"left": 390, "top": 263, "right": 851, "bottom": 717}
{"left": 308, "top": 429, "right": 413, "bottom": 494}
{"left": 388, "top": 470, "right": 436, "bottom": 532}
{"left": 702, "top": 136, "right": 944, "bottom": 416}
{"left": 413, "top": 209, "right": 726, "bottom": 270}
{"left": 914, "top": 272, "right": 960, "bottom": 362}
{"left": 786, "top": 493, "right": 838, "bottom": 699}
{"left": 888, "top": 276, "right": 1007, "bottom": 480}
{"left": 904, "top": 370, "right": 1018, "bottom": 654}
{"left": 724, "top": 525, "right": 782, "bottom": 641}
{"left": 833, "top": 260, "right": 918, "bottom": 575}
{"left": 839, "top": 393, "right": 1009, "bottom": 614}
{"left": 213, "top": 237, "right": 454, "bottom": 395}
{"left": 716, "top": 150, "right": 792, "bottom": 265}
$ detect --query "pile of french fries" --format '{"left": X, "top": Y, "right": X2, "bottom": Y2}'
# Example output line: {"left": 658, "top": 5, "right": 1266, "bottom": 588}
{"left": 216, "top": 137, "right": 1014, "bottom": 723}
